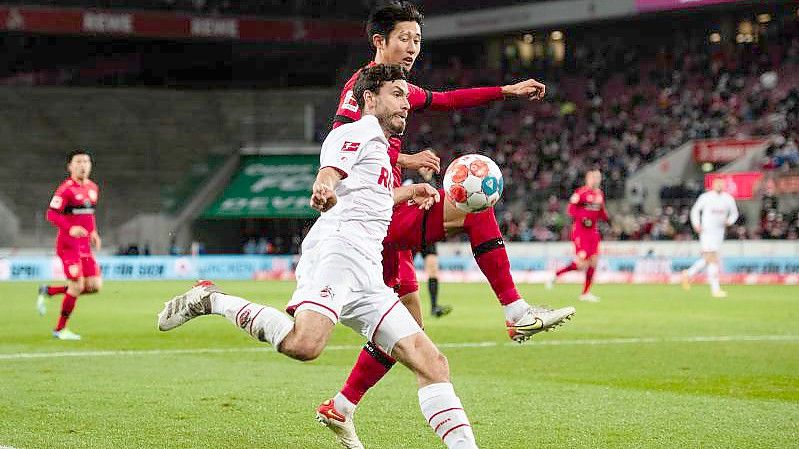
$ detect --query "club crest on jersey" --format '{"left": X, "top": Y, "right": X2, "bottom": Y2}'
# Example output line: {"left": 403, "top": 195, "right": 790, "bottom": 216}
{"left": 341, "top": 141, "right": 360, "bottom": 152}
{"left": 238, "top": 309, "right": 252, "bottom": 329}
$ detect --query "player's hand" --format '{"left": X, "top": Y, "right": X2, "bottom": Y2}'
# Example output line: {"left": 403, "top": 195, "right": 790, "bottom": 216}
{"left": 410, "top": 183, "right": 440, "bottom": 210}
{"left": 90, "top": 231, "right": 102, "bottom": 250}
{"left": 310, "top": 182, "right": 337, "bottom": 212}
{"left": 501, "top": 79, "right": 546, "bottom": 101}
{"left": 69, "top": 226, "right": 89, "bottom": 238}
{"left": 399, "top": 150, "right": 440, "bottom": 173}
{"left": 693, "top": 225, "right": 702, "bottom": 234}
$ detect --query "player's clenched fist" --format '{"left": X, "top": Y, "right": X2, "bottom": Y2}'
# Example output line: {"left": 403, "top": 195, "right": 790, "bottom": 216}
{"left": 398, "top": 149, "right": 440, "bottom": 173}
{"left": 310, "top": 182, "right": 337, "bottom": 212}
{"left": 410, "top": 183, "right": 440, "bottom": 210}
{"left": 501, "top": 78, "right": 546, "bottom": 101}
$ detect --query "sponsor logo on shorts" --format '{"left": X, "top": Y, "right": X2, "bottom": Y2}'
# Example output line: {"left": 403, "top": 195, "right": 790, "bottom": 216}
{"left": 319, "top": 286, "right": 333, "bottom": 299}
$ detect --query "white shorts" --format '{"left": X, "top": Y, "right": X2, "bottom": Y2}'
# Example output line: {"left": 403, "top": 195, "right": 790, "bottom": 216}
{"left": 285, "top": 235, "right": 421, "bottom": 354}
{"left": 699, "top": 232, "right": 724, "bottom": 253}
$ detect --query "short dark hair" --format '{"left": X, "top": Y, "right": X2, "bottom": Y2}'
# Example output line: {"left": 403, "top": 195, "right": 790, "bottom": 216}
{"left": 353, "top": 64, "right": 408, "bottom": 111}
{"left": 67, "top": 149, "right": 92, "bottom": 165}
{"left": 366, "top": 1, "right": 423, "bottom": 48}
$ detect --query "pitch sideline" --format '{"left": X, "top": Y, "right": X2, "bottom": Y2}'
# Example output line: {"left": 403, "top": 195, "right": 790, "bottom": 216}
{"left": 1, "top": 334, "right": 797, "bottom": 361}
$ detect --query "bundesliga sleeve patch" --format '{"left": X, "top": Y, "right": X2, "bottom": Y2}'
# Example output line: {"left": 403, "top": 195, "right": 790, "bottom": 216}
{"left": 341, "top": 141, "right": 361, "bottom": 152}
{"left": 341, "top": 90, "right": 359, "bottom": 113}
{"left": 49, "top": 195, "right": 63, "bottom": 209}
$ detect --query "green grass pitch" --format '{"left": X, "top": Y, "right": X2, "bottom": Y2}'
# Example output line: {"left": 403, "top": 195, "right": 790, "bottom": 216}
{"left": 1, "top": 281, "right": 798, "bottom": 449}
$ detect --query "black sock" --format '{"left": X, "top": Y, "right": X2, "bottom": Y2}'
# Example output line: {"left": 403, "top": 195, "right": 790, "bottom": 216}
{"left": 428, "top": 277, "right": 439, "bottom": 308}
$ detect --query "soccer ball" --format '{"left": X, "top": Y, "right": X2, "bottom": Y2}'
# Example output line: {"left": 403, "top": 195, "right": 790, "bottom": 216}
{"left": 443, "top": 154, "right": 504, "bottom": 213}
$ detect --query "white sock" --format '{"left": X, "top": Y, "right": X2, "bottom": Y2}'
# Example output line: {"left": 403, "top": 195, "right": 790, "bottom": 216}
{"left": 418, "top": 383, "right": 477, "bottom": 449}
{"left": 502, "top": 298, "right": 530, "bottom": 323}
{"left": 333, "top": 392, "right": 356, "bottom": 418}
{"left": 211, "top": 293, "right": 293, "bottom": 347}
{"left": 685, "top": 259, "right": 707, "bottom": 277}
{"left": 707, "top": 263, "right": 721, "bottom": 293}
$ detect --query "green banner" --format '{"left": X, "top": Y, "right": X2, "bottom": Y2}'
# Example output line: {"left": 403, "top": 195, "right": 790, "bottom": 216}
{"left": 203, "top": 155, "right": 319, "bottom": 218}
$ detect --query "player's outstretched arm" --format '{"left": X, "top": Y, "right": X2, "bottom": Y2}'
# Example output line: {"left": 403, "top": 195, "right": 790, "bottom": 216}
{"left": 310, "top": 167, "right": 343, "bottom": 213}
{"left": 424, "top": 78, "right": 545, "bottom": 111}
{"left": 394, "top": 183, "right": 440, "bottom": 209}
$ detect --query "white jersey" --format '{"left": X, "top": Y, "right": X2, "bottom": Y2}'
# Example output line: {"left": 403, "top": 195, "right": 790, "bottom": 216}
{"left": 690, "top": 190, "right": 739, "bottom": 234}
{"left": 303, "top": 114, "right": 394, "bottom": 259}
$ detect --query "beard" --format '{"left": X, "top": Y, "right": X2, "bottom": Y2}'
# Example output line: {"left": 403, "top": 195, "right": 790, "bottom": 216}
{"left": 377, "top": 112, "right": 406, "bottom": 136}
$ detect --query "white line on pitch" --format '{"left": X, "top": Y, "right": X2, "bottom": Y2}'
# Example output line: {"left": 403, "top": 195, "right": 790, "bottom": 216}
{"left": 1, "top": 335, "right": 797, "bottom": 361}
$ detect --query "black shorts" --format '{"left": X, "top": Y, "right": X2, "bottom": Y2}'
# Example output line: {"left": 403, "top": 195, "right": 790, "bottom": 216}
{"left": 419, "top": 243, "right": 437, "bottom": 257}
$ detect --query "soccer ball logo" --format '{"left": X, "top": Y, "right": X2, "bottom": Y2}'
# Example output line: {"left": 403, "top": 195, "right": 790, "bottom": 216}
{"left": 443, "top": 154, "right": 503, "bottom": 213}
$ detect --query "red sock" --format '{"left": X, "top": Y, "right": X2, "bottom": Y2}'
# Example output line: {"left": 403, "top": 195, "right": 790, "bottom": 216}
{"left": 583, "top": 267, "right": 595, "bottom": 294}
{"left": 340, "top": 342, "right": 396, "bottom": 405}
{"left": 47, "top": 285, "right": 68, "bottom": 296}
{"left": 55, "top": 293, "right": 78, "bottom": 331}
{"left": 556, "top": 262, "right": 578, "bottom": 277}
{"left": 463, "top": 208, "right": 521, "bottom": 305}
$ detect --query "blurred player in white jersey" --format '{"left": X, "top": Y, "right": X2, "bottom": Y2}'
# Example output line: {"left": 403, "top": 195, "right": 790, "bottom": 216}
{"left": 157, "top": 64, "right": 481, "bottom": 449}
{"left": 682, "top": 178, "right": 739, "bottom": 298}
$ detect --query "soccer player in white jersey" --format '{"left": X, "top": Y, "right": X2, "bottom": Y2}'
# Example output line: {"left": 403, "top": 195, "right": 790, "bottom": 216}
{"left": 682, "top": 178, "right": 739, "bottom": 298}
{"left": 157, "top": 64, "right": 481, "bottom": 449}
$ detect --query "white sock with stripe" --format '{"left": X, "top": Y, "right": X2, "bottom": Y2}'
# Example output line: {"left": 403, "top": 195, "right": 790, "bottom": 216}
{"left": 707, "top": 263, "right": 721, "bottom": 293}
{"left": 686, "top": 258, "right": 707, "bottom": 277}
{"left": 211, "top": 293, "right": 293, "bottom": 347}
{"left": 418, "top": 382, "right": 477, "bottom": 449}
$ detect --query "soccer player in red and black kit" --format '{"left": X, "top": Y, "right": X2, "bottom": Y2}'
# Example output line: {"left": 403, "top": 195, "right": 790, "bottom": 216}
{"left": 546, "top": 169, "right": 608, "bottom": 302}
{"left": 315, "top": 3, "right": 575, "bottom": 447}
{"left": 37, "top": 150, "right": 103, "bottom": 340}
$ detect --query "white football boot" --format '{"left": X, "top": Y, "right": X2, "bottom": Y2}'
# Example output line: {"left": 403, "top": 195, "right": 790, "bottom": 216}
{"left": 506, "top": 304, "right": 575, "bottom": 342}
{"left": 157, "top": 280, "right": 219, "bottom": 331}
{"left": 53, "top": 328, "right": 81, "bottom": 341}
{"left": 316, "top": 399, "right": 365, "bottom": 449}
{"left": 36, "top": 285, "right": 48, "bottom": 316}
{"left": 579, "top": 292, "right": 600, "bottom": 303}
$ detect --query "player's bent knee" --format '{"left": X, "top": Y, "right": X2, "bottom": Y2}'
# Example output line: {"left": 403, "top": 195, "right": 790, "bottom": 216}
{"left": 279, "top": 338, "right": 325, "bottom": 362}
{"left": 84, "top": 279, "right": 102, "bottom": 294}
{"left": 68, "top": 279, "right": 85, "bottom": 295}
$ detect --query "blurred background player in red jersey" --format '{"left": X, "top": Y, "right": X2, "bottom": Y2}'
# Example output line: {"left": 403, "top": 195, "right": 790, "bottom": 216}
{"left": 546, "top": 169, "right": 608, "bottom": 302}
{"left": 317, "top": 2, "right": 574, "bottom": 447}
{"left": 37, "top": 150, "right": 103, "bottom": 340}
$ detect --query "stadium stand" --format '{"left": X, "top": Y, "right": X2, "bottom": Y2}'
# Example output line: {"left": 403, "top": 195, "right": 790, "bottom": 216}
{"left": 0, "top": 86, "right": 336, "bottom": 247}
{"left": 0, "top": 0, "right": 374, "bottom": 19}
{"left": 403, "top": 22, "right": 799, "bottom": 242}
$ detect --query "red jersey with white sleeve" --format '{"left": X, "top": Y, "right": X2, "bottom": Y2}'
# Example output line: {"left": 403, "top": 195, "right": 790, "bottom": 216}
{"left": 567, "top": 186, "right": 608, "bottom": 259}
{"left": 333, "top": 62, "right": 503, "bottom": 188}
{"left": 47, "top": 177, "right": 100, "bottom": 280}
